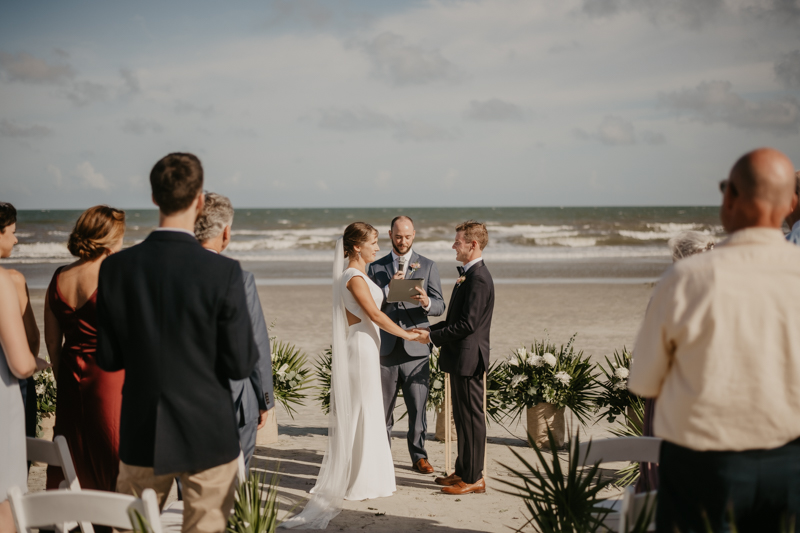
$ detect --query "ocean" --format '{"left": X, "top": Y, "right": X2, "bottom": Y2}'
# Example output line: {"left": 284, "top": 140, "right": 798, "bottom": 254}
{"left": 6, "top": 206, "right": 724, "bottom": 288}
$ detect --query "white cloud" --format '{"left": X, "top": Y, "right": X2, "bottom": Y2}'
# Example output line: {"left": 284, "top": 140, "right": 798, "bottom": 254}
{"left": 358, "top": 31, "right": 461, "bottom": 86}
{"left": 0, "top": 51, "right": 75, "bottom": 84}
{"left": 775, "top": 50, "right": 800, "bottom": 90}
{"left": 64, "top": 81, "right": 109, "bottom": 107}
{"left": 464, "top": 98, "right": 523, "bottom": 122}
{"left": 74, "top": 161, "right": 110, "bottom": 190}
{"left": 0, "top": 119, "right": 53, "bottom": 138}
{"left": 659, "top": 80, "right": 800, "bottom": 135}
{"left": 575, "top": 116, "right": 637, "bottom": 146}
{"left": 121, "top": 118, "right": 163, "bottom": 135}
{"left": 317, "top": 107, "right": 454, "bottom": 142}
{"left": 47, "top": 164, "right": 63, "bottom": 187}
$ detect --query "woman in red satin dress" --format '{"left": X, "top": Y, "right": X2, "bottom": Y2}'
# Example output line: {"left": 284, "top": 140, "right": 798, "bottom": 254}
{"left": 45, "top": 206, "right": 126, "bottom": 493}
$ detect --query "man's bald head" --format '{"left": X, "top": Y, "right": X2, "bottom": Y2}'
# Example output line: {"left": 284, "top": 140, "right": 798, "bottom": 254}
{"left": 721, "top": 148, "right": 796, "bottom": 233}
{"left": 389, "top": 215, "right": 415, "bottom": 255}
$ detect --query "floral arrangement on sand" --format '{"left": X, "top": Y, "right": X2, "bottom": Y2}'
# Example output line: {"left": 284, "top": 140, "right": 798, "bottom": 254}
{"left": 271, "top": 340, "right": 312, "bottom": 418}
{"left": 35, "top": 366, "right": 57, "bottom": 429}
{"left": 494, "top": 334, "right": 597, "bottom": 424}
{"left": 594, "top": 347, "right": 644, "bottom": 424}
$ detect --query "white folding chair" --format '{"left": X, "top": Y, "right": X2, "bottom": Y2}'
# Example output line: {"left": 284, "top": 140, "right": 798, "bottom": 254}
{"left": 618, "top": 486, "right": 657, "bottom": 532}
{"left": 26, "top": 435, "right": 93, "bottom": 533}
{"left": 577, "top": 437, "right": 662, "bottom": 532}
{"left": 26, "top": 436, "right": 80, "bottom": 491}
{"left": 160, "top": 450, "right": 247, "bottom": 532}
{"left": 8, "top": 486, "right": 163, "bottom": 533}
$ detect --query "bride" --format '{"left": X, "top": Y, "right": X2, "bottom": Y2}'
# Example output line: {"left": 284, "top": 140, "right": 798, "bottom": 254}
{"left": 281, "top": 222, "right": 421, "bottom": 529}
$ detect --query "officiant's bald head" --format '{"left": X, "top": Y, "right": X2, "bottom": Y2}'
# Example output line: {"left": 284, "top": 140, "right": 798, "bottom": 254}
{"left": 389, "top": 215, "right": 415, "bottom": 255}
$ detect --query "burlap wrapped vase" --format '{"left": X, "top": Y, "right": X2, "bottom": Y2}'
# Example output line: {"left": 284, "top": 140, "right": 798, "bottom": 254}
{"left": 526, "top": 403, "right": 566, "bottom": 450}
{"left": 434, "top": 405, "right": 457, "bottom": 442}
{"left": 38, "top": 412, "right": 56, "bottom": 441}
{"left": 255, "top": 407, "right": 279, "bottom": 445}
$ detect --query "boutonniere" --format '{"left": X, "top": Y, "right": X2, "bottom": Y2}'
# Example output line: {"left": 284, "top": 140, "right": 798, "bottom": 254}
{"left": 409, "top": 262, "right": 421, "bottom": 273}
{"left": 456, "top": 275, "right": 467, "bottom": 286}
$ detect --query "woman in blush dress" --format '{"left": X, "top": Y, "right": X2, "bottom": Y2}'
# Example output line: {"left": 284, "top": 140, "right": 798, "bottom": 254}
{"left": 0, "top": 209, "right": 50, "bottom": 531}
{"left": 281, "top": 222, "right": 421, "bottom": 530}
{"left": 45, "top": 206, "right": 125, "bottom": 494}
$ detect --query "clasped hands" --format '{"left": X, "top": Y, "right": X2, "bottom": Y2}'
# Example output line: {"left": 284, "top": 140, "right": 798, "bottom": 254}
{"left": 404, "top": 327, "right": 431, "bottom": 344}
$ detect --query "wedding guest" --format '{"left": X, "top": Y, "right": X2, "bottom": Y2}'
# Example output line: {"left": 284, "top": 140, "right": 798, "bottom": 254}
{"left": 636, "top": 230, "right": 716, "bottom": 493}
{"left": 44, "top": 206, "right": 126, "bottom": 495}
{"left": 0, "top": 203, "right": 40, "bottom": 446}
{"left": 96, "top": 153, "right": 258, "bottom": 533}
{"left": 194, "top": 192, "right": 274, "bottom": 470}
{"left": 0, "top": 262, "right": 50, "bottom": 531}
{"left": 784, "top": 171, "right": 800, "bottom": 244}
{"left": 630, "top": 148, "right": 800, "bottom": 532}
{"left": 367, "top": 215, "right": 445, "bottom": 475}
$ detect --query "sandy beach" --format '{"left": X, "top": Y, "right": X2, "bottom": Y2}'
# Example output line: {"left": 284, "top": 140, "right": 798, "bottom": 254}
{"left": 25, "top": 279, "right": 654, "bottom": 531}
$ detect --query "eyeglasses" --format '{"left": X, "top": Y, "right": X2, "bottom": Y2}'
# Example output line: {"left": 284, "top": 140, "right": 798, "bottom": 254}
{"left": 719, "top": 179, "right": 738, "bottom": 197}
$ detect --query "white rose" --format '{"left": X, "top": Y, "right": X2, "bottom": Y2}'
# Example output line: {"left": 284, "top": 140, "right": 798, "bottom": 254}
{"left": 510, "top": 374, "right": 528, "bottom": 388}
{"left": 543, "top": 353, "right": 557, "bottom": 367}
{"left": 432, "top": 379, "right": 443, "bottom": 390}
{"left": 614, "top": 367, "right": 630, "bottom": 380}
{"left": 614, "top": 381, "right": 628, "bottom": 391}
{"left": 36, "top": 384, "right": 45, "bottom": 395}
{"left": 554, "top": 371, "right": 571, "bottom": 386}
{"left": 527, "top": 354, "right": 544, "bottom": 367}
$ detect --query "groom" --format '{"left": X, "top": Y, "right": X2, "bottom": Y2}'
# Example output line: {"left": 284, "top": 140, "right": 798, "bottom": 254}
{"left": 416, "top": 220, "right": 494, "bottom": 495}
{"left": 368, "top": 215, "right": 445, "bottom": 474}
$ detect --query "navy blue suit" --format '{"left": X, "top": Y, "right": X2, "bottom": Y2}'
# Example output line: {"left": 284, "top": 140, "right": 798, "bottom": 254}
{"left": 368, "top": 251, "right": 445, "bottom": 463}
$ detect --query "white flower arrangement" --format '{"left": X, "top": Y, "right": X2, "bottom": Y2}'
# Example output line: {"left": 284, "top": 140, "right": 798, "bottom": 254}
{"left": 495, "top": 334, "right": 597, "bottom": 425}
{"left": 594, "top": 348, "right": 641, "bottom": 424}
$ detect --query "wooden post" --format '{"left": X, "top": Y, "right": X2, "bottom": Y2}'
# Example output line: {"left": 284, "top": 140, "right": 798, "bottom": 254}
{"left": 444, "top": 373, "right": 452, "bottom": 475}
{"left": 483, "top": 371, "right": 488, "bottom": 480}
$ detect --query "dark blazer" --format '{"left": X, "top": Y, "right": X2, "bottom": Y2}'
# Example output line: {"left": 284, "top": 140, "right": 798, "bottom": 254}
{"left": 430, "top": 260, "right": 494, "bottom": 376}
{"left": 231, "top": 270, "right": 274, "bottom": 426}
{"left": 96, "top": 230, "right": 259, "bottom": 474}
{"left": 368, "top": 251, "right": 445, "bottom": 357}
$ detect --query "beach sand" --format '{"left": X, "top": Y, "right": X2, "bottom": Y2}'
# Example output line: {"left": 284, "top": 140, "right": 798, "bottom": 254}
{"left": 26, "top": 280, "right": 655, "bottom": 531}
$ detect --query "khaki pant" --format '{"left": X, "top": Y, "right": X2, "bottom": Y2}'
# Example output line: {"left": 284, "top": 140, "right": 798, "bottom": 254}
{"left": 117, "top": 458, "right": 238, "bottom": 533}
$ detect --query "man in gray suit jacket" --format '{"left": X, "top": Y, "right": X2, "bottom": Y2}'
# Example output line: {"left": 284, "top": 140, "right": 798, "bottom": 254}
{"left": 195, "top": 193, "right": 275, "bottom": 469}
{"left": 368, "top": 216, "right": 445, "bottom": 474}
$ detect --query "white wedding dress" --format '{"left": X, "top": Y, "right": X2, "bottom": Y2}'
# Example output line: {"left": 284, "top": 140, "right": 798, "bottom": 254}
{"left": 281, "top": 238, "right": 395, "bottom": 529}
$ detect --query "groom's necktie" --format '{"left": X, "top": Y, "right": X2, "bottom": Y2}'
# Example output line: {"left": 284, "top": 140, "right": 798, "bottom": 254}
{"left": 457, "top": 266, "right": 465, "bottom": 276}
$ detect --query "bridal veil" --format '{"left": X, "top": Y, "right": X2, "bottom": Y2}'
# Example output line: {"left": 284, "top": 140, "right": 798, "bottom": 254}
{"left": 281, "top": 236, "right": 353, "bottom": 529}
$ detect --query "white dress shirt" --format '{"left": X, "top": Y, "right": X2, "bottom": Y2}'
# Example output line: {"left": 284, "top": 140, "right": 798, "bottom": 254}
{"left": 462, "top": 257, "right": 483, "bottom": 273}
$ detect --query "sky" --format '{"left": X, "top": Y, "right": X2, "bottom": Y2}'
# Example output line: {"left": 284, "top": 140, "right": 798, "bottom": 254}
{"left": 1, "top": 0, "right": 799, "bottom": 209}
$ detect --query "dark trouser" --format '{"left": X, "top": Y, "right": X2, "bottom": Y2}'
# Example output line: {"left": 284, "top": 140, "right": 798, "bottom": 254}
{"left": 657, "top": 438, "right": 800, "bottom": 533}
{"left": 450, "top": 361, "right": 486, "bottom": 485}
{"left": 20, "top": 377, "right": 36, "bottom": 471}
{"left": 380, "top": 341, "right": 430, "bottom": 464}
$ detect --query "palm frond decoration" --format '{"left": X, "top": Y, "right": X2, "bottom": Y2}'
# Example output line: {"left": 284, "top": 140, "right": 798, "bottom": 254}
{"left": 497, "top": 427, "right": 614, "bottom": 532}
{"left": 608, "top": 399, "right": 646, "bottom": 487}
{"left": 271, "top": 340, "right": 312, "bottom": 418}
{"left": 314, "top": 347, "right": 333, "bottom": 415}
{"left": 228, "top": 469, "right": 283, "bottom": 533}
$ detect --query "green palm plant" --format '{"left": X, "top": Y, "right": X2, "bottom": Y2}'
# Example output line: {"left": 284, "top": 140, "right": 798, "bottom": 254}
{"left": 271, "top": 340, "right": 312, "bottom": 418}
{"left": 497, "top": 427, "right": 614, "bottom": 532}
{"left": 313, "top": 347, "right": 333, "bottom": 415}
{"left": 228, "top": 469, "right": 282, "bottom": 533}
{"left": 608, "top": 399, "right": 646, "bottom": 487}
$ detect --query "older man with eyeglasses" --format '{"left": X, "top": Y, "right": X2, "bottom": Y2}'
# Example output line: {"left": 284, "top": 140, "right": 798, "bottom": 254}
{"left": 630, "top": 148, "right": 800, "bottom": 532}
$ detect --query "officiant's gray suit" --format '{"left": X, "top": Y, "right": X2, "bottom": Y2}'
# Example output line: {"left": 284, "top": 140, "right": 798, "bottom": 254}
{"left": 368, "top": 251, "right": 445, "bottom": 464}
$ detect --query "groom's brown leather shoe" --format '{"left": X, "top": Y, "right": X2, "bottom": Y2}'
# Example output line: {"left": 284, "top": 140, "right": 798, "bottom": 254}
{"left": 441, "top": 478, "right": 486, "bottom": 495}
{"left": 413, "top": 458, "right": 435, "bottom": 474}
{"left": 434, "top": 473, "right": 462, "bottom": 486}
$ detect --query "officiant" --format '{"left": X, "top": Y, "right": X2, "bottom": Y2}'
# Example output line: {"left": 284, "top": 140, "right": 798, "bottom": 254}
{"left": 368, "top": 215, "right": 445, "bottom": 474}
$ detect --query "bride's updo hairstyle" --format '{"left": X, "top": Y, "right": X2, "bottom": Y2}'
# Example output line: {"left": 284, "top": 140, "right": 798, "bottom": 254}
{"left": 343, "top": 222, "right": 377, "bottom": 258}
{"left": 67, "top": 205, "right": 126, "bottom": 261}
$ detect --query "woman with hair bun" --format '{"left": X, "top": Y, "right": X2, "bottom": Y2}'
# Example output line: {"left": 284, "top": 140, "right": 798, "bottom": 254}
{"left": 44, "top": 205, "right": 126, "bottom": 496}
